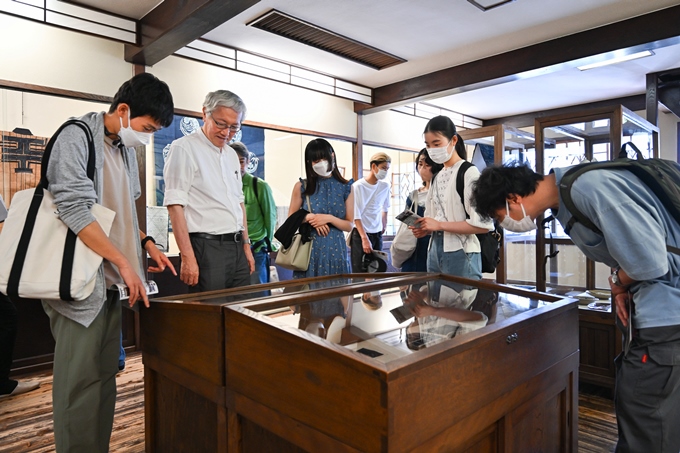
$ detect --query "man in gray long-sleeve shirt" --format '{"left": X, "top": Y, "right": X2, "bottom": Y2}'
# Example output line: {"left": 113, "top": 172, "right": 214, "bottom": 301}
{"left": 42, "top": 73, "right": 176, "bottom": 452}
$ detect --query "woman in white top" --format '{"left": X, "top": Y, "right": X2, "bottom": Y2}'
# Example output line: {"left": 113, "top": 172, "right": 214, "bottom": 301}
{"left": 411, "top": 116, "right": 493, "bottom": 279}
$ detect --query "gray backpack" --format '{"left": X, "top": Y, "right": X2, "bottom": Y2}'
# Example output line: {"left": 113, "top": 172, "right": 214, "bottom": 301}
{"left": 559, "top": 142, "right": 680, "bottom": 255}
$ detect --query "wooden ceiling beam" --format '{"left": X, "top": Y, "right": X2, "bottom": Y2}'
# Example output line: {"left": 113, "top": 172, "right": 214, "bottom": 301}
{"left": 356, "top": 5, "right": 680, "bottom": 113}
{"left": 484, "top": 95, "right": 646, "bottom": 128}
{"left": 125, "top": 0, "right": 260, "bottom": 66}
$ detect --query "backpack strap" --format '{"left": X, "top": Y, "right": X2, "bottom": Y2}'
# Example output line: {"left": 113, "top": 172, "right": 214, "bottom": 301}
{"left": 559, "top": 160, "right": 636, "bottom": 235}
{"left": 456, "top": 160, "right": 474, "bottom": 219}
{"left": 559, "top": 163, "right": 603, "bottom": 235}
{"left": 252, "top": 175, "right": 259, "bottom": 201}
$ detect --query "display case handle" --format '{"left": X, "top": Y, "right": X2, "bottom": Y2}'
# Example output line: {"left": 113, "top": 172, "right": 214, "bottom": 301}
{"left": 506, "top": 333, "right": 519, "bottom": 344}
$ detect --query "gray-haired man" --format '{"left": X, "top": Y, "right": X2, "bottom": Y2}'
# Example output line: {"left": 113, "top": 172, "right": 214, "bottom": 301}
{"left": 164, "top": 90, "right": 255, "bottom": 292}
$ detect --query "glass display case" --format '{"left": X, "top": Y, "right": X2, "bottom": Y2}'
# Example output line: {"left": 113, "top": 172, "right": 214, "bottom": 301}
{"left": 142, "top": 273, "right": 578, "bottom": 452}
{"left": 535, "top": 105, "right": 658, "bottom": 293}
{"left": 459, "top": 125, "right": 536, "bottom": 284}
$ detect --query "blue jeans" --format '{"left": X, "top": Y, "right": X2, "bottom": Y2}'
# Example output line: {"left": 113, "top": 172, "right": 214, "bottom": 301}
{"left": 119, "top": 332, "right": 125, "bottom": 370}
{"left": 250, "top": 249, "right": 272, "bottom": 296}
{"left": 427, "top": 231, "right": 482, "bottom": 280}
{"left": 250, "top": 249, "right": 271, "bottom": 285}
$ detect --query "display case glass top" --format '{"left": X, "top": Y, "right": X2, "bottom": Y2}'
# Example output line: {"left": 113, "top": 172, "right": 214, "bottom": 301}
{"left": 225, "top": 274, "right": 561, "bottom": 365}
{"left": 151, "top": 273, "right": 399, "bottom": 306}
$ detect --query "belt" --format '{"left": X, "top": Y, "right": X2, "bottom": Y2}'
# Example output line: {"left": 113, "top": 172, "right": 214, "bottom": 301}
{"left": 190, "top": 232, "right": 242, "bottom": 242}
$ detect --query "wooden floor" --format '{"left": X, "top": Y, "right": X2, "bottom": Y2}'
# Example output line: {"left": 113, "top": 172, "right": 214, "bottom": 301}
{"left": 1, "top": 352, "right": 618, "bottom": 452}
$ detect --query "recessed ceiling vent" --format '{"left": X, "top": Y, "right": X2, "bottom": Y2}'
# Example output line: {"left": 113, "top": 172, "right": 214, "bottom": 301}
{"left": 247, "top": 10, "right": 405, "bottom": 70}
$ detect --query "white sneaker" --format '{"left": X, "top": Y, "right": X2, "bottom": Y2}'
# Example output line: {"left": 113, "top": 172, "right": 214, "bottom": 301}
{"left": 0, "top": 380, "right": 40, "bottom": 398}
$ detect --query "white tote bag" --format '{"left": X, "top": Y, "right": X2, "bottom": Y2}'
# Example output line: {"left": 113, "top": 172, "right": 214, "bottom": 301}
{"left": 0, "top": 119, "right": 115, "bottom": 301}
{"left": 390, "top": 191, "right": 418, "bottom": 268}
{"left": 0, "top": 189, "right": 115, "bottom": 300}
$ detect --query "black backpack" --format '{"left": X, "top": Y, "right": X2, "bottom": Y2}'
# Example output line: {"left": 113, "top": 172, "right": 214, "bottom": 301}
{"left": 559, "top": 142, "right": 680, "bottom": 255}
{"left": 456, "top": 161, "right": 503, "bottom": 273}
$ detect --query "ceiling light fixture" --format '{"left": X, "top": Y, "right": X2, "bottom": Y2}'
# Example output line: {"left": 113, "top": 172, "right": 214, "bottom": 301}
{"left": 467, "top": 0, "right": 516, "bottom": 12}
{"left": 577, "top": 50, "right": 655, "bottom": 71}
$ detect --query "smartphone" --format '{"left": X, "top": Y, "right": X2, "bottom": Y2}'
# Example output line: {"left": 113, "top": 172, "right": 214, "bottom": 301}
{"left": 390, "top": 305, "right": 414, "bottom": 324}
{"left": 0, "top": 195, "right": 7, "bottom": 223}
{"left": 396, "top": 210, "right": 421, "bottom": 227}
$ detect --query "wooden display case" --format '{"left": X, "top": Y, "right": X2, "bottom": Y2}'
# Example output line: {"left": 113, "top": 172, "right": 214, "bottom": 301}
{"left": 459, "top": 124, "right": 536, "bottom": 285}
{"left": 141, "top": 273, "right": 579, "bottom": 452}
{"left": 578, "top": 303, "right": 622, "bottom": 395}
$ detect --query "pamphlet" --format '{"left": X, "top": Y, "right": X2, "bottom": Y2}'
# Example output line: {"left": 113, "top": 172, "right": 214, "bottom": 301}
{"left": 112, "top": 280, "right": 159, "bottom": 301}
{"left": 395, "top": 209, "right": 422, "bottom": 227}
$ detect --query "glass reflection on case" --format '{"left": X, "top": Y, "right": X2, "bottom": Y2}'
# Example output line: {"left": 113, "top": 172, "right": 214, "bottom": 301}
{"left": 357, "top": 348, "right": 383, "bottom": 358}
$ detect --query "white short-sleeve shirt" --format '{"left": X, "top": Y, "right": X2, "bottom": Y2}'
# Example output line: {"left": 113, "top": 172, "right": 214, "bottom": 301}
{"left": 352, "top": 178, "right": 391, "bottom": 234}
{"left": 163, "top": 129, "right": 244, "bottom": 234}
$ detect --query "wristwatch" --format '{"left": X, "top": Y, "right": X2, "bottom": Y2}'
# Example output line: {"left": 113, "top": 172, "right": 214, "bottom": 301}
{"left": 243, "top": 238, "right": 252, "bottom": 245}
{"left": 610, "top": 268, "right": 626, "bottom": 287}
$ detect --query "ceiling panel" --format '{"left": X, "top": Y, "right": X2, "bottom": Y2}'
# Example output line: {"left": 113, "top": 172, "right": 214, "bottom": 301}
{"left": 65, "top": 0, "right": 680, "bottom": 119}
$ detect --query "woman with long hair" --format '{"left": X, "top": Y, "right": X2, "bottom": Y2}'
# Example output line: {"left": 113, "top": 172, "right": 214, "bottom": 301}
{"left": 411, "top": 116, "right": 493, "bottom": 279}
{"left": 287, "top": 138, "right": 354, "bottom": 277}
{"left": 400, "top": 148, "right": 443, "bottom": 272}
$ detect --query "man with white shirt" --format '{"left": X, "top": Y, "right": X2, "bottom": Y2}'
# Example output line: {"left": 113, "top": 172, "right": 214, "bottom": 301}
{"left": 350, "top": 152, "right": 391, "bottom": 272}
{"left": 164, "top": 90, "right": 255, "bottom": 292}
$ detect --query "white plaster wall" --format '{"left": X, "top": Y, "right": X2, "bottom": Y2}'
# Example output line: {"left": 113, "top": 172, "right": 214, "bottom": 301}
{"left": 263, "top": 130, "right": 353, "bottom": 214}
{"left": 632, "top": 108, "right": 679, "bottom": 161}
{"left": 0, "top": 91, "right": 108, "bottom": 137}
{"left": 0, "top": 15, "right": 132, "bottom": 96}
{"left": 362, "top": 109, "right": 429, "bottom": 150}
{"left": 658, "top": 111, "right": 679, "bottom": 161}
{"left": 146, "top": 56, "right": 356, "bottom": 138}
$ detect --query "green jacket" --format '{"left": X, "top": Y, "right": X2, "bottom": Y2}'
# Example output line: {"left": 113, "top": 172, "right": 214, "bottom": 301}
{"left": 242, "top": 173, "right": 277, "bottom": 252}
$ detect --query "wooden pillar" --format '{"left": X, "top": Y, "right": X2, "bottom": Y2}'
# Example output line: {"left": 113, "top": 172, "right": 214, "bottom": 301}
{"left": 354, "top": 113, "right": 363, "bottom": 181}
{"left": 132, "top": 63, "right": 146, "bottom": 352}
{"left": 646, "top": 72, "right": 659, "bottom": 126}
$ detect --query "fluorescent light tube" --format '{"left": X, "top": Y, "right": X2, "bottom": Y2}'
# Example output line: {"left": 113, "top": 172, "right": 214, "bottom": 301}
{"left": 577, "top": 50, "right": 654, "bottom": 71}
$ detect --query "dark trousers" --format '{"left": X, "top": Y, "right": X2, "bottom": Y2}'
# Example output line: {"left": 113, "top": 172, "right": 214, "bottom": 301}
{"left": 0, "top": 293, "right": 18, "bottom": 395}
{"left": 43, "top": 290, "right": 120, "bottom": 452}
{"left": 188, "top": 235, "right": 251, "bottom": 293}
{"left": 614, "top": 324, "right": 680, "bottom": 453}
{"left": 350, "top": 228, "right": 383, "bottom": 273}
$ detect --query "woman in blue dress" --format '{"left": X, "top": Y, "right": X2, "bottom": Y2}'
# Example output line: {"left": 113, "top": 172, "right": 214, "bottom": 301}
{"left": 287, "top": 138, "right": 354, "bottom": 278}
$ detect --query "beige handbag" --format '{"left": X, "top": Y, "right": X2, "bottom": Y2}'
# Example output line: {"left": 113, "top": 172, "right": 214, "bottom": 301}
{"left": 275, "top": 195, "right": 313, "bottom": 271}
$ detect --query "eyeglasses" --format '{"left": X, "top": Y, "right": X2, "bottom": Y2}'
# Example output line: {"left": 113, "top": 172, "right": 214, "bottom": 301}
{"left": 208, "top": 113, "right": 241, "bottom": 133}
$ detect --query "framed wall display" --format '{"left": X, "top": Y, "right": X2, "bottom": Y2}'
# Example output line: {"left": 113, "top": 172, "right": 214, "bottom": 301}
{"left": 0, "top": 128, "right": 48, "bottom": 231}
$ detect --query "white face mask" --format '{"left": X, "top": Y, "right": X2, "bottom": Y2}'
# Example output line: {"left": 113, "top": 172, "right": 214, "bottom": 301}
{"left": 118, "top": 111, "right": 153, "bottom": 148}
{"left": 374, "top": 168, "right": 388, "bottom": 181}
{"left": 499, "top": 201, "right": 537, "bottom": 233}
{"left": 312, "top": 160, "right": 332, "bottom": 177}
{"left": 426, "top": 140, "right": 453, "bottom": 164}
